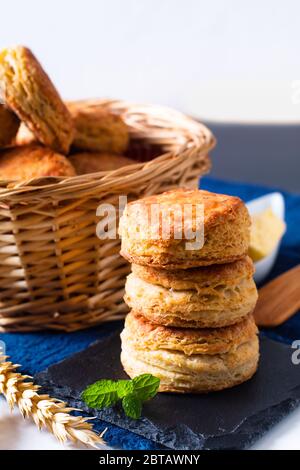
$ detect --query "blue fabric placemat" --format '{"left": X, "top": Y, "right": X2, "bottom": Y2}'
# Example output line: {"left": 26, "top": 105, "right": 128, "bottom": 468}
{"left": 0, "top": 176, "right": 299, "bottom": 449}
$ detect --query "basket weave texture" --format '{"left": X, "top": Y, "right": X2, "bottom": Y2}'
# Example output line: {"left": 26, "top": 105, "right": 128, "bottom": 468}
{"left": 0, "top": 100, "right": 215, "bottom": 331}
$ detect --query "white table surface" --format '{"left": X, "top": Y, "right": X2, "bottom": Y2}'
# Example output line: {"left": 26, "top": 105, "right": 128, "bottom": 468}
{"left": 1, "top": 396, "right": 299, "bottom": 450}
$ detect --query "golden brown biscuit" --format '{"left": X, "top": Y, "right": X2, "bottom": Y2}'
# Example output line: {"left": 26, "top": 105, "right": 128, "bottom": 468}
{"left": 125, "top": 257, "right": 258, "bottom": 328}
{"left": 119, "top": 189, "right": 251, "bottom": 268}
{"left": 0, "top": 104, "right": 20, "bottom": 146}
{"left": 69, "top": 152, "right": 135, "bottom": 175}
{"left": 0, "top": 46, "right": 73, "bottom": 153}
{"left": 123, "top": 310, "right": 257, "bottom": 355}
{"left": 0, "top": 144, "right": 76, "bottom": 181}
{"left": 66, "top": 100, "right": 129, "bottom": 153}
{"left": 121, "top": 312, "right": 259, "bottom": 393}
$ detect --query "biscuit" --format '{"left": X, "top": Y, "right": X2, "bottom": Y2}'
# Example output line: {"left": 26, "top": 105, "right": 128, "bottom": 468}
{"left": 0, "top": 144, "right": 76, "bottom": 181}
{"left": 66, "top": 100, "right": 129, "bottom": 153}
{"left": 125, "top": 257, "right": 258, "bottom": 328}
{"left": 121, "top": 312, "right": 259, "bottom": 393}
{"left": 119, "top": 189, "right": 251, "bottom": 268}
{"left": 0, "top": 104, "right": 20, "bottom": 147}
{"left": 69, "top": 152, "right": 134, "bottom": 175}
{"left": 0, "top": 46, "right": 73, "bottom": 153}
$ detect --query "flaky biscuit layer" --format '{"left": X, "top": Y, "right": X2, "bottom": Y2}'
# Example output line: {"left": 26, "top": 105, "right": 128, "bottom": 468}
{"left": 131, "top": 256, "right": 254, "bottom": 289}
{"left": 122, "top": 311, "right": 258, "bottom": 356}
{"left": 125, "top": 274, "right": 258, "bottom": 328}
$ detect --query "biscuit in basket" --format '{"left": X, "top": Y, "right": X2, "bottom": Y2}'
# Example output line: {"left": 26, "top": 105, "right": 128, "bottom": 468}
{"left": 119, "top": 189, "right": 251, "bottom": 268}
{"left": 69, "top": 152, "right": 134, "bottom": 175}
{"left": 0, "top": 104, "right": 20, "bottom": 147}
{"left": 0, "top": 144, "right": 76, "bottom": 181}
{"left": 125, "top": 256, "right": 258, "bottom": 328}
{"left": 121, "top": 311, "right": 259, "bottom": 393}
{"left": 0, "top": 46, "right": 73, "bottom": 153}
{"left": 67, "top": 100, "right": 129, "bottom": 153}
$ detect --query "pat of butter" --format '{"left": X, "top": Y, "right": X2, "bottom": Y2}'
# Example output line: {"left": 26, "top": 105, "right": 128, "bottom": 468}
{"left": 248, "top": 207, "right": 285, "bottom": 262}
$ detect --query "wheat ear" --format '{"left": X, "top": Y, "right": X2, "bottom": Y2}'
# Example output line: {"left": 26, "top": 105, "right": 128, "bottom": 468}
{"left": 0, "top": 356, "right": 105, "bottom": 448}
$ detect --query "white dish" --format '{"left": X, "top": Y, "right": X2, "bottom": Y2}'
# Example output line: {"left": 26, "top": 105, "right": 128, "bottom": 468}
{"left": 246, "top": 192, "right": 285, "bottom": 284}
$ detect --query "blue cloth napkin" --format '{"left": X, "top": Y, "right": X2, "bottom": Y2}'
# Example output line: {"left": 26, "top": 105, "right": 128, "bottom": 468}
{"left": 0, "top": 176, "right": 299, "bottom": 449}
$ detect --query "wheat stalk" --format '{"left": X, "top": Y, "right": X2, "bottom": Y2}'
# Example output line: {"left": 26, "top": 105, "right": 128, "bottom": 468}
{"left": 0, "top": 356, "right": 105, "bottom": 448}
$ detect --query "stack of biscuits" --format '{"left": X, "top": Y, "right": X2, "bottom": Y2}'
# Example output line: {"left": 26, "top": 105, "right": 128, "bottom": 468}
{"left": 119, "top": 189, "right": 259, "bottom": 393}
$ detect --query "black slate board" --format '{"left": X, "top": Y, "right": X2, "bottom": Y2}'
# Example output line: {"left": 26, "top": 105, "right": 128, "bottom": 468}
{"left": 36, "top": 333, "right": 300, "bottom": 450}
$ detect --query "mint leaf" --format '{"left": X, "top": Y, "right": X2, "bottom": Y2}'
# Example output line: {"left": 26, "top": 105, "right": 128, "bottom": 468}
{"left": 81, "top": 374, "right": 160, "bottom": 418}
{"left": 132, "top": 374, "right": 160, "bottom": 401}
{"left": 122, "top": 394, "right": 142, "bottom": 419}
{"left": 81, "top": 379, "right": 119, "bottom": 409}
{"left": 115, "top": 379, "right": 134, "bottom": 398}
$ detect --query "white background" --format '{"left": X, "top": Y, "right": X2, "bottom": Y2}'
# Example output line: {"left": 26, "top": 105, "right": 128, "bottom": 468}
{"left": 0, "top": 0, "right": 300, "bottom": 450}
{"left": 1, "top": 0, "right": 300, "bottom": 122}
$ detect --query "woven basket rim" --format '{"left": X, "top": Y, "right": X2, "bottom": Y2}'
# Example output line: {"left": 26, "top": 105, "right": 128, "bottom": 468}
{"left": 0, "top": 100, "right": 215, "bottom": 200}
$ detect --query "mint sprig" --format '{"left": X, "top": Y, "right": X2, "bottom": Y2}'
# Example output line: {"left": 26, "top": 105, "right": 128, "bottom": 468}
{"left": 81, "top": 374, "right": 160, "bottom": 419}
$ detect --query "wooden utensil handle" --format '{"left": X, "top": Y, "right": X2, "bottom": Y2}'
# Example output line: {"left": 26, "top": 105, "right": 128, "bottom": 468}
{"left": 254, "top": 265, "right": 300, "bottom": 327}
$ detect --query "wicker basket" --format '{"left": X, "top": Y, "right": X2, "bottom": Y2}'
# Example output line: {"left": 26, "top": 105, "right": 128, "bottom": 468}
{"left": 0, "top": 100, "right": 215, "bottom": 332}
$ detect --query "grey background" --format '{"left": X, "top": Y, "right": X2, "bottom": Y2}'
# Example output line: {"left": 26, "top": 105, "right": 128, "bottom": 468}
{"left": 205, "top": 123, "right": 300, "bottom": 193}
